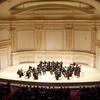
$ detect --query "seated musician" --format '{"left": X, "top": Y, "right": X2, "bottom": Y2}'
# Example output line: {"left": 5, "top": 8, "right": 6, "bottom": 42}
{"left": 54, "top": 68, "right": 61, "bottom": 80}
{"left": 74, "top": 64, "right": 81, "bottom": 76}
{"left": 33, "top": 68, "right": 39, "bottom": 80}
{"left": 25, "top": 69, "right": 31, "bottom": 79}
{"left": 17, "top": 68, "right": 24, "bottom": 78}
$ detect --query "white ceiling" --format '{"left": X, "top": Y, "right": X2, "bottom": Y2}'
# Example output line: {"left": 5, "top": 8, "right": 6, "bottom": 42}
{"left": 0, "top": 0, "right": 100, "bottom": 20}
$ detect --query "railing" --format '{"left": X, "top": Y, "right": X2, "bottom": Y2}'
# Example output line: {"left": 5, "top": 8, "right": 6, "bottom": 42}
{"left": 12, "top": 51, "right": 94, "bottom": 67}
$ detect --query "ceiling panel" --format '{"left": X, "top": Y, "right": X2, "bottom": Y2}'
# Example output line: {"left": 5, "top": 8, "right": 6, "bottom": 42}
{"left": 0, "top": 0, "right": 99, "bottom": 20}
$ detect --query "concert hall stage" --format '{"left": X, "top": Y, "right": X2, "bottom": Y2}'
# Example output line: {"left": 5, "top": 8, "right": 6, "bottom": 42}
{"left": 0, "top": 63, "right": 100, "bottom": 87}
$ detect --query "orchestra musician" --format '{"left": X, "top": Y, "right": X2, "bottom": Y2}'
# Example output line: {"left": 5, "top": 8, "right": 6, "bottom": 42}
{"left": 17, "top": 69, "right": 24, "bottom": 78}
{"left": 17, "top": 61, "right": 81, "bottom": 80}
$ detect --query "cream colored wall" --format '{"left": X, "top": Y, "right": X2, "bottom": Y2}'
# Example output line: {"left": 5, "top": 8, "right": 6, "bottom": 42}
{"left": 96, "top": 46, "right": 100, "bottom": 70}
{"left": 96, "top": 28, "right": 100, "bottom": 69}
{"left": 45, "top": 30, "right": 64, "bottom": 50}
{"left": 0, "top": 47, "right": 11, "bottom": 69}
{"left": 0, "top": 29, "right": 9, "bottom": 41}
{"left": 11, "top": 21, "right": 95, "bottom": 53}
{"left": 0, "top": 26, "right": 11, "bottom": 69}
{"left": 0, "top": 20, "right": 98, "bottom": 68}
{"left": 96, "top": 30, "right": 100, "bottom": 40}
{"left": 74, "top": 31, "right": 91, "bottom": 51}
{"left": 16, "top": 31, "right": 35, "bottom": 51}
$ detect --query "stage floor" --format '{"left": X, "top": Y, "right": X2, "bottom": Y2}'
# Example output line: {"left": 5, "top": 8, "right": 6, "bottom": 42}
{"left": 0, "top": 63, "right": 100, "bottom": 85}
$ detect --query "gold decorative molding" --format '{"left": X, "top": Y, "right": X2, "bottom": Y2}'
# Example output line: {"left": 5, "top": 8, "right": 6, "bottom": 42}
{"left": 71, "top": 50, "right": 95, "bottom": 55}
{"left": 34, "top": 24, "right": 44, "bottom": 50}
{"left": 0, "top": 40, "right": 10, "bottom": 49}
{"left": 64, "top": 29, "right": 70, "bottom": 50}
{"left": 35, "top": 24, "right": 44, "bottom": 30}
{"left": 34, "top": 25, "right": 44, "bottom": 50}
{"left": 91, "top": 30, "right": 96, "bottom": 53}
{"left": 96, "top": 41, "right": 100, "bottom": 46}
{"left": 8, "top": 0, "right": 98, "bottom": 20}
{"left": 10, "top": 28, "right": 17, "bottom": 53}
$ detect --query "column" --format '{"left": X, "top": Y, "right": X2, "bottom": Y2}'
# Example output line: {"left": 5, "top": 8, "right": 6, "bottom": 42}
{"left": 34, "top": 24, "right": 44, "bottom": 50}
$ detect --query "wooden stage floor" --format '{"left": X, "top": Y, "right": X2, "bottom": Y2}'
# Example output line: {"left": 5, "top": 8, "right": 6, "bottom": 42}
{"left": 0, "top": 63, "right": 100, "bottom": 86}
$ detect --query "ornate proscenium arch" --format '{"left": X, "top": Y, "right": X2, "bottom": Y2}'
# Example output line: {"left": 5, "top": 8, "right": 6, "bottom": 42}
{"left": 10, "top": 0, "right": 95, "bottom": 15}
